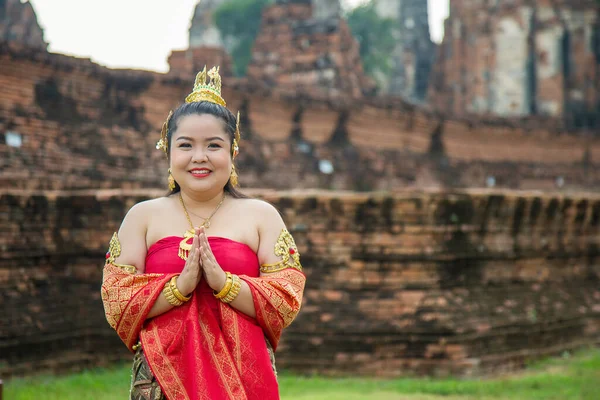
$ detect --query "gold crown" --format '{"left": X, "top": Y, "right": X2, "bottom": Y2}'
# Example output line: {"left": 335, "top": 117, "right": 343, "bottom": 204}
{"left": 185, "top": 66, "right": 226, "bottom": 106}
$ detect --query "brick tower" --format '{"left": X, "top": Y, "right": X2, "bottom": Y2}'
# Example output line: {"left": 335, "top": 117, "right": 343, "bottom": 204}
{"left": 373, "top": 0, "right": 435, "bottom": 101}
{"left": 246, "top": 0, "right": 374, "bottom": 100}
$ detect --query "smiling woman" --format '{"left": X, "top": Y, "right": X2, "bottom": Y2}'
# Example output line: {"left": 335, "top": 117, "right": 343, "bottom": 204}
{"left": 100, "top": 66, "right": 306, "bottom": 400}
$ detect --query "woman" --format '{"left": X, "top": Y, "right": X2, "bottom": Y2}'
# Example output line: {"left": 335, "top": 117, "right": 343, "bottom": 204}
{"left": 101, "top": 66, "right": 306, "bottom": 400}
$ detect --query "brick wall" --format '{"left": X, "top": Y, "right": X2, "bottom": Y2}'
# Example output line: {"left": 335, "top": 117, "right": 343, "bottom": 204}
{"left": 1, "top": 188, "right": 599, "bottom": 377}
{"left": 2, "top": 42, "right": 600, "bottom": 193}
{"left": 429, "top": 0, "right": 599, "bottom": 127}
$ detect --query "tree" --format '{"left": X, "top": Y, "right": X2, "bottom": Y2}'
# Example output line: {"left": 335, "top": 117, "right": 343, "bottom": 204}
{"left": 346, "top": 1, "right": 396, "bottom": 82}
{"left": 213, "top": 0, "right": 272, "bottom": 76}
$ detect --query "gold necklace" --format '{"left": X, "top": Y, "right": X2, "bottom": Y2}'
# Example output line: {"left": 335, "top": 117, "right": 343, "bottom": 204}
{"left": 186, "top": 208, "right": 209, "bottom": 220}
{"left": 178, "top": 194, "right": 225, "bottom": 260}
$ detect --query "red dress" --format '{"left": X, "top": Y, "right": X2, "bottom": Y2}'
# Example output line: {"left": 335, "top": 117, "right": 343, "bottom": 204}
{"left": 143, "top": 236, "right": 279, "bottom": 400}
{"left": 102, "top": 235, "right": 305, "bottom": 400}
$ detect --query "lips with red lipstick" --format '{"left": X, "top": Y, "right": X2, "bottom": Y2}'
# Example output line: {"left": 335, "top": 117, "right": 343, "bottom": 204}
{"left": 189, "top": 167, "right": 212, "bottom": 178}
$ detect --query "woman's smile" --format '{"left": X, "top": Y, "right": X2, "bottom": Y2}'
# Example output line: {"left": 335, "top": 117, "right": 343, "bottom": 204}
{"left": 189, "top": 168, "right": 212, "bottom": 178}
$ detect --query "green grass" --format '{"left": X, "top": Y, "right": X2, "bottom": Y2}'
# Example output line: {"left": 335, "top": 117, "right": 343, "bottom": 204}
{"left": 5, "top": 348, "right": 600, "bottom": 400}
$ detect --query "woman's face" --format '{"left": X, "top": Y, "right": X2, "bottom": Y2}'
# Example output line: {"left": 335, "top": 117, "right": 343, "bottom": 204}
{"left": 170, "top": 114, "right": 232, "bottom": 195}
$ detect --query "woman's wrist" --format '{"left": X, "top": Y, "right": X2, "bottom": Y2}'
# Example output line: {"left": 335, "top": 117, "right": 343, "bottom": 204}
{"left": 214, "top": 272, "right": 232, "bottom": 296}
{"left": 213, "top": 272, "right": 241, "bottom": 304}
{"left": 176, "top": 274, "right": 193, "bottom": 297}
{"left": 171, "top": 276, "right": 192, "bottom": 302}
{"left": 209, "top": 271, "right": 228, "bottom": 292}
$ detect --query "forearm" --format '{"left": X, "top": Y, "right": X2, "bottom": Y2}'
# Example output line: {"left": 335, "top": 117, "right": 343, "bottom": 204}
{"left": 146, "top": 291, "right": 176, "bottom": 319}
{"left": 227, "top": 280, "right": 256, "bottom": 318}
{"left": 146, "top": 276, "right": 193, "bottom": 319}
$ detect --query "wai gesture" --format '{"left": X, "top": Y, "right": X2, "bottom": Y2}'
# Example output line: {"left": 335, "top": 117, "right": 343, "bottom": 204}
{"left": 176, "top": 227, "right": 204, "bottom": 296}
{"left": 198, "top": 227, "right": 228, "bottom": 292}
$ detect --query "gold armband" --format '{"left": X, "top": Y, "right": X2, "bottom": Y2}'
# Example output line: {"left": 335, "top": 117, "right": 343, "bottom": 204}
{"left": 260, "top": 229, "right": 303, "bottom": 273}
{"left": 105, "top": 232, "right": 137, "bottom": 274}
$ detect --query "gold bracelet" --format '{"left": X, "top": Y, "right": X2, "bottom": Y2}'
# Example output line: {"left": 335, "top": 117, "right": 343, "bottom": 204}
{"left": 214, "top": 272, "right": 233, "bottom": 299}
{"left": 163, "top": 281, "right": 183, "bottom": 306}
{"left": 221, "top": 274, "right": 242, "bottom": 304}
{"left": 170, "top": 276, "right": 191, "bottom": 302}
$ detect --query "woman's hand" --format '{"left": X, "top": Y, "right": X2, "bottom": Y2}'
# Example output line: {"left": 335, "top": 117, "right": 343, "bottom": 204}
{"left": 176, "top": 228, "right": 203, "bottom": 296}
{"left": 198, "top": 227, "right": 227, "bottom": 292}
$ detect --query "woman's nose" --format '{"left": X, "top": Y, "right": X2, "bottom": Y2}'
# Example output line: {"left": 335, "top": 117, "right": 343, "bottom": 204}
{"left": 191, "top": 147, "right": 208, "bottom": 162}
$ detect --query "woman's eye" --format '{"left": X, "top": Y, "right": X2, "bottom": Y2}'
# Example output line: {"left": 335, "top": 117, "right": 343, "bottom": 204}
{"left": 208, "top": 143, "right": 221, "bottom": 149}
{"left": 178, "top": 143, "right": 191, "bottom": 148}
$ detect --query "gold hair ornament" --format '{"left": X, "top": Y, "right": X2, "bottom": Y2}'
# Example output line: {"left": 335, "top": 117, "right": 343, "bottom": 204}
{"left": 156, "top": 110, "right": 173, "bottom": 156}
{"left": 185, "top": 66, "right": 226, "bottom": 106}
{"left": 233, "top": 111, "right": 240, "bottom": 158}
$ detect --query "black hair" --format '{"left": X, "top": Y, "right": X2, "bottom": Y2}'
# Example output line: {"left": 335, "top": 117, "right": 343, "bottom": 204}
{"left": 165, "top": 101, "right": 248, "bottom": 199}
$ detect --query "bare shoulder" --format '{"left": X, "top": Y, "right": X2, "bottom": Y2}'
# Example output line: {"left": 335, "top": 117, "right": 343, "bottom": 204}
{"left": 241, "top": 198, "right": 280, "bottom": 213}
{"left": 120, "top": 197, "right": 179, "bottom": 239}
{"left": 113, "top": 197, "right": 170, "bottom": 271}
{"left": 230, "top": 197, "right": 284, "bottom": 228}
{"left": 240, "top": 198, "right": 294, "bottom": 266}
{"left": 122, "top": 197, "right": 168, "bottom": 223}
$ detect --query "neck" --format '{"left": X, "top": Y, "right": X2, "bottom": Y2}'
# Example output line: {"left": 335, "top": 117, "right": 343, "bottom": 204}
{"left": 179, "top": 189, "right": 225, "bottom": 210}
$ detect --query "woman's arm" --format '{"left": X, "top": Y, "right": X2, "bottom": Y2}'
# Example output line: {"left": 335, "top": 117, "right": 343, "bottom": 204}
{"left": 113, "top": 202, "right": 148, "bottom": 273}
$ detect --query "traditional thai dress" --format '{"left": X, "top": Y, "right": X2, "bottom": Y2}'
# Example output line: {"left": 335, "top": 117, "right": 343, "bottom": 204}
{"left": 101, "top": 235, "right": 306, "bottom": 400}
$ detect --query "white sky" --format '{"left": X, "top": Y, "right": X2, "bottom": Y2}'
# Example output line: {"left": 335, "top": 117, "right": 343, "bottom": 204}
{"left": 28, "top": 0, "right": 450, "bottom": 73}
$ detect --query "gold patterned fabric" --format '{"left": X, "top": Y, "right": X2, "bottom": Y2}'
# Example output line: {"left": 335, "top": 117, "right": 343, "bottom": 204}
{"left": 101, "top": 263, "right": 171, "bottom": 350}
{"left": 241, "top": 268, "right": 306, "bottom": 351}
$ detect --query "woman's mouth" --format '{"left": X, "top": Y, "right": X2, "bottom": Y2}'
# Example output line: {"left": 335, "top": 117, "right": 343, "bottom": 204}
{"left": 189, "top": 169, "right": 211, "bottom": 178}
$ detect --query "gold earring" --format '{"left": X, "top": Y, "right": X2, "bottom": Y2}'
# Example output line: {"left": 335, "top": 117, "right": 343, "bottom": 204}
{"left": 168, "top": 168, "right": 176, "bottom": 191}
{"left": 230, "top": 164, "right": 239, "bottom": 187}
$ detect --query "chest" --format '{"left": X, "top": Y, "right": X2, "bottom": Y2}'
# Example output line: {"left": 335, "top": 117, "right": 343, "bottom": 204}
{"left": 146, "top": 208, "right": 259, "bottom": 253}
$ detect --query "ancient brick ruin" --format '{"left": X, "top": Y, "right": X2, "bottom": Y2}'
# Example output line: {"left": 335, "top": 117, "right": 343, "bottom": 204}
{"left": 1, "top": 0, "right": 599, "bottom": 379}
{"left": 2, "top": 189, "right": 599, "bottom": 377}
{"left": 168, "top": 0, "right": 235, "bottom": 79}
{"left": 246, "top": 0, "right": 374, "bottom": 100}
{"left": 189, "top": 0, "right": 229, "bottom": 50}
{"left": 429, "top": 0, "right": 599, "bottom": 127}
{"left": 0, "top": 0, "right": 46, "bottom": 50}
{"left": 373, "top": 0, "right": 435, "bottom": 101}
{"left": 2, "top": 42, "right": 600, "bottom": 193}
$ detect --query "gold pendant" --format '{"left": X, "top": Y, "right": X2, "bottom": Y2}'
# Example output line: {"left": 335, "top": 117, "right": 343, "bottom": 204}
{"left": 178, "top": 229, "right": 195, "bottom": 260}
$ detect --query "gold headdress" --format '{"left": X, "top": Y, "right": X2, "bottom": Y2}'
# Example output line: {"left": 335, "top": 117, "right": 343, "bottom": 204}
{"left": 185, "top": 66, "right": 226, "bottom": 106}
{"left": 156, "top": 66, "right": 240, "bottom": 159}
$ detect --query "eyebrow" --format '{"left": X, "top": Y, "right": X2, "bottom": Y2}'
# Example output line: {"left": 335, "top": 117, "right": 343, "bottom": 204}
{"left": 176, "top": 136, "right": 226, "bottom": 142}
